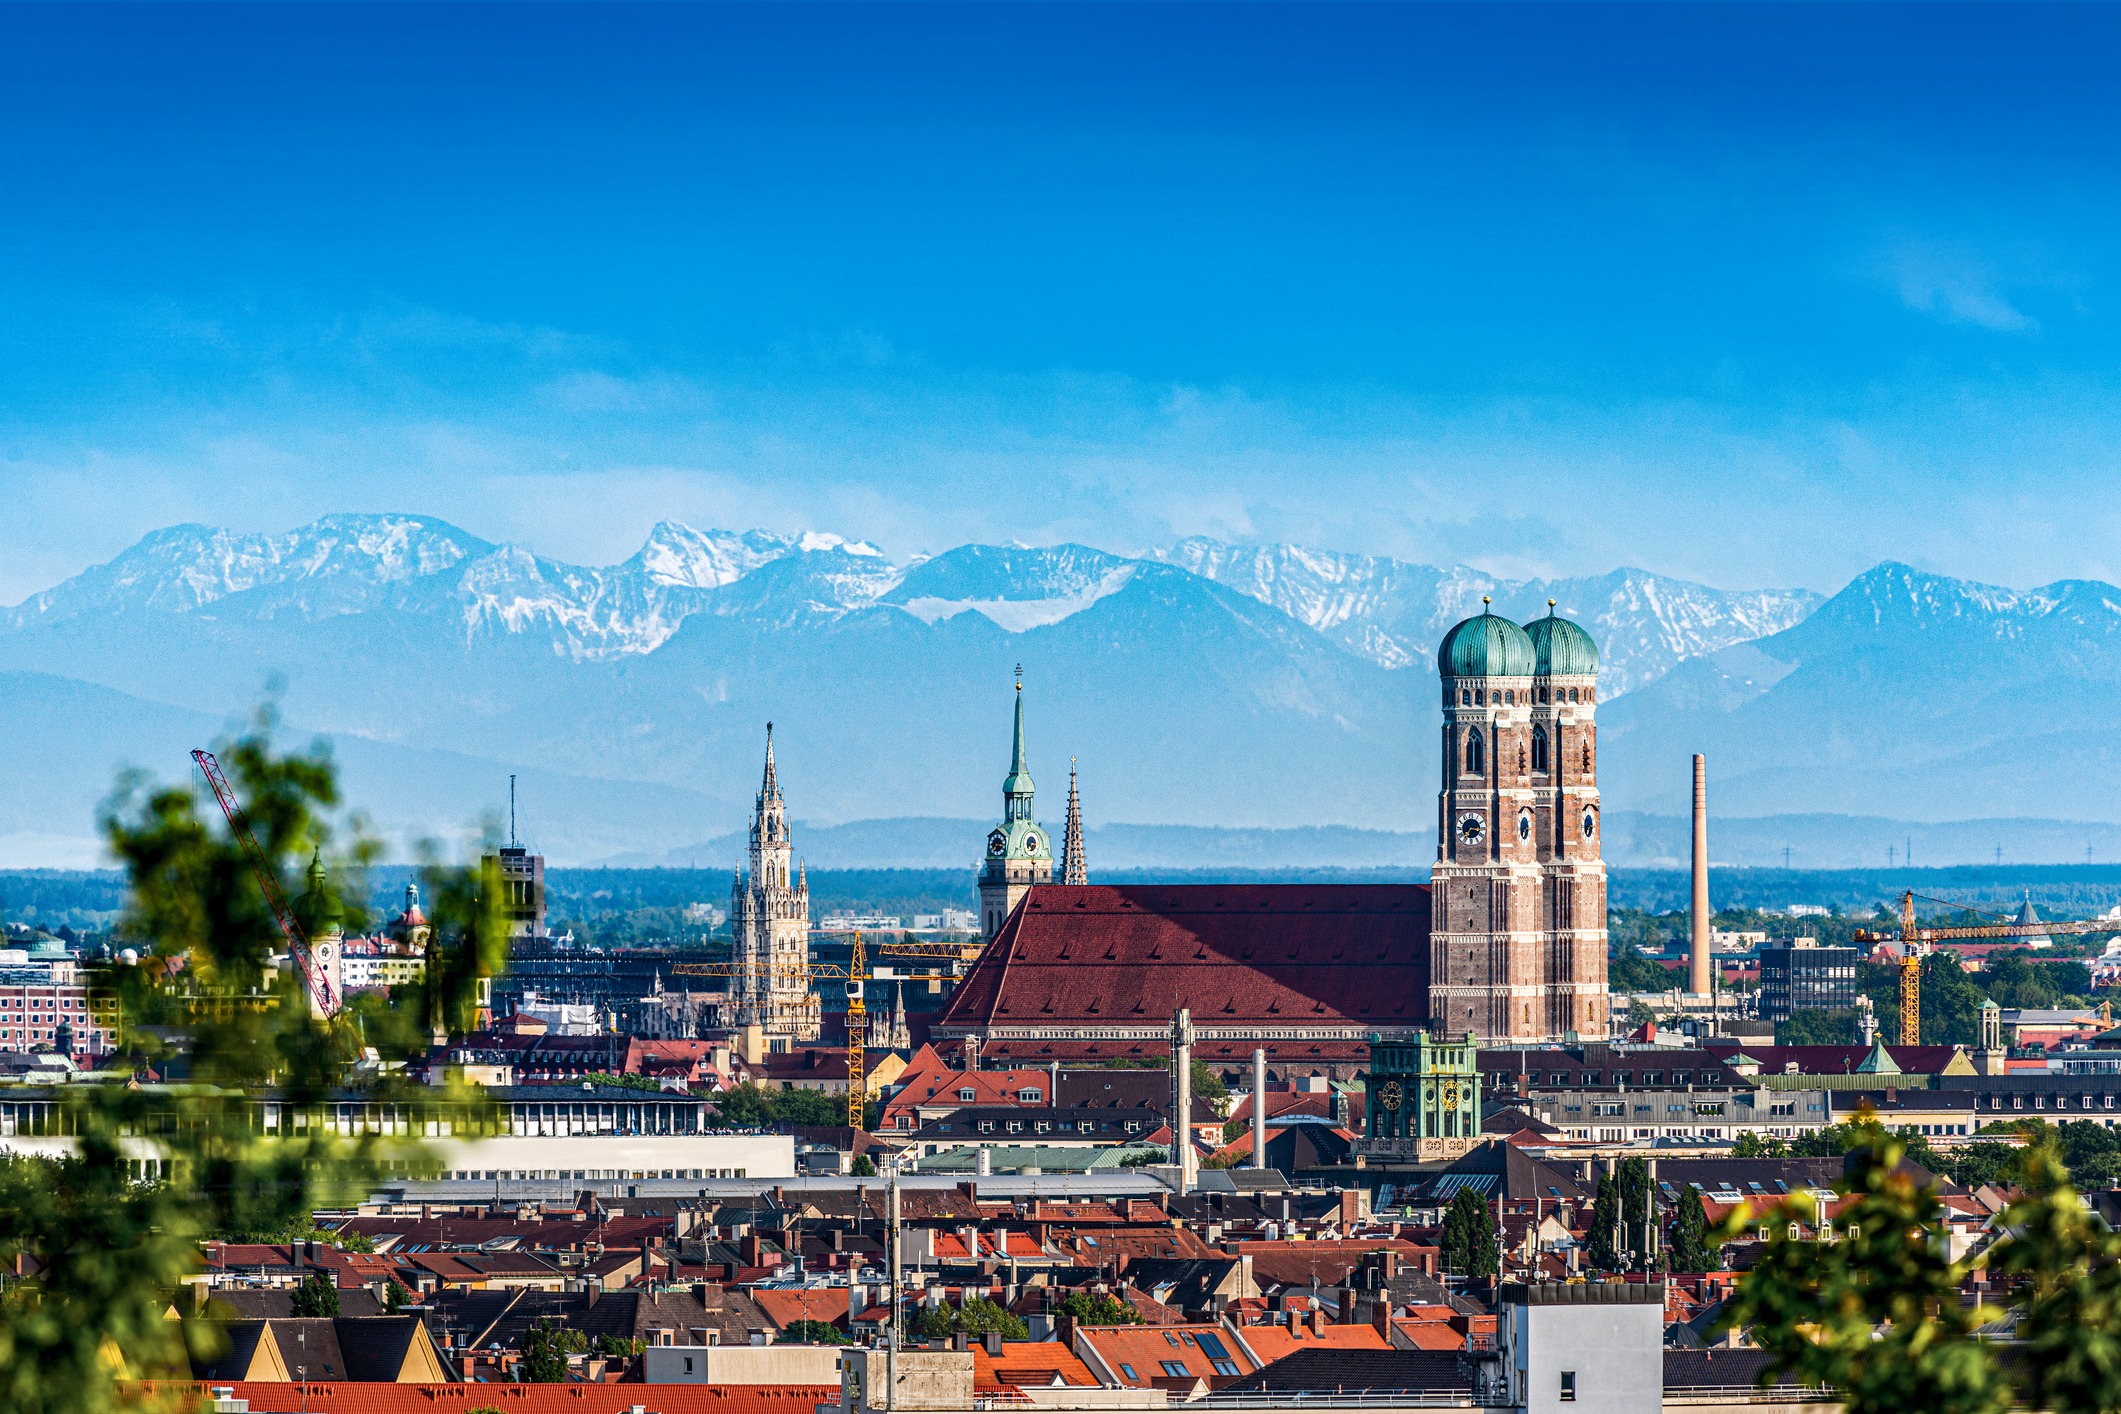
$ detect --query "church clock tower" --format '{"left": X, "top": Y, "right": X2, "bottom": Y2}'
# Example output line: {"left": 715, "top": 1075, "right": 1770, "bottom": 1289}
{"left": 978, "top": 672, "right": 1054, "bottom": 942}
{"left": 1429, "top": 599, "right": 1607, "bottom": 1041}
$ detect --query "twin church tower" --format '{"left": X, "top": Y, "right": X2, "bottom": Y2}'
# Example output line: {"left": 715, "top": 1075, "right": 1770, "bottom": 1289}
{"left": 733, "top": 601, "right": 1606, "bottom": 1047}
{"left": 1430, "top": 599, "right": 1609, "bottom": 1041}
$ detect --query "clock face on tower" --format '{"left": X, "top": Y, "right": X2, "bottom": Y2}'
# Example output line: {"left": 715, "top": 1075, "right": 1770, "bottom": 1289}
{"left": 1025, "top": 834, "right": 1039, "bottom": 852}
{"left": 1581, "top": 808, "right": 1597, "bottom": 840}
{"left": 988, "top": 830, "right": 1006, "bottom": 855}
{"left": 1518, "top": 812, "right": 1533, "bottom": 841}
{"left": 1457, "top": 814, "right": 1485, "bottom": 844}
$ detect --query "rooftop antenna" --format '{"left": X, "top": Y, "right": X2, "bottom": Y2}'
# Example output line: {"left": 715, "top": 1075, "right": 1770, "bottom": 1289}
{"left": 509, "top": 774, "right": 518, "bottom": 848}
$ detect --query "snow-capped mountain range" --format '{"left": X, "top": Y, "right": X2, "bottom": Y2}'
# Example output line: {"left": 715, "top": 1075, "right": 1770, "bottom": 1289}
{"left": 6, "top": 514, "right": 1809, "bottom": 681}
{"left": 2, "top": 514, "right": 2113, "bottom": 866}
{"left": 1156, "top": 538, "right": 1821, "bottom": 695}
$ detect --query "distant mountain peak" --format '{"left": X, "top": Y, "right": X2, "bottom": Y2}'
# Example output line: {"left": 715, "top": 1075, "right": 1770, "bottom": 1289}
{"left": 1158, "top": 537, "right": 1820, "bottom": 695}
{"left": 626, "top": 522, "right": 800, "bottom": 589}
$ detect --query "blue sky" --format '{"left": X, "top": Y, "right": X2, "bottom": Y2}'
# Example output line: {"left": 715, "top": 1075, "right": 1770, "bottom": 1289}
{"left": 2, "top": 3, "right": 2118, "bottom": 603}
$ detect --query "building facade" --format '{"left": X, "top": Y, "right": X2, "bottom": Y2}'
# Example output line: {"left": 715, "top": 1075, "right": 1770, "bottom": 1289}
{"left": 488, "top": 846, "right": 547, "bottom": 944}
{"left": 1429, "top": 602, "right": 1608, "bottom": 1042}
{"left": 1360, "top": 1030, "right": 1480, "bottom": 1159}
{"left": 1758, "top": 940, "right": 1860, "bottom": 1021}
{"left": 729, "top": 727, "right": 820, "bottom": 1044}
{"left": 977, "top": 679, "right": 1053, "bottom": 942}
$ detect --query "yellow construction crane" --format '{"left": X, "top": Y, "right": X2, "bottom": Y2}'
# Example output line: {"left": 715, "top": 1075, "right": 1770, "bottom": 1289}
{"left": 1854, "top": 890, "right": 2118, "bottom": 1045}
{"left": 879, "top": 939, "right": 982, "bottom": 960}
{"left": 670, "top": 931, "right": 879, "bottom": 1129}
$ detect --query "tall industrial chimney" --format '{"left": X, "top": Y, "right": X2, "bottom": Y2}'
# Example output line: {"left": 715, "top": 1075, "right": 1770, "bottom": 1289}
{"left": 1690, "top": 754, "right": 1711, "bottom": 996}
{"left": 1250, "top": 1047, "right": 1268, "bottom": 1170}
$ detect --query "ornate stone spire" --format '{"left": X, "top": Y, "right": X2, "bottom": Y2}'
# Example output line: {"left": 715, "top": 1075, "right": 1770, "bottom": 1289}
{"left": 1062, "top": 758, "right": 1087, "bottom": 886}
{"left": 760, "top": 721, "right": 781, "bottom": 805}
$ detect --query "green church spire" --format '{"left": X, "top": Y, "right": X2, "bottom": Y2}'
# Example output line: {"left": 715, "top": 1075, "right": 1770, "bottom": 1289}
{"left": 1002, "top": 665, "right": 1035, "bottom": 819}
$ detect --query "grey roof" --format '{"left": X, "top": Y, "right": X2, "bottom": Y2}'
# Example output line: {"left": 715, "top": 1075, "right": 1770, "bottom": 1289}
{"left": 1222, "top": 1349, "right": 1473, "bottom": 1396}
{"left": 206, "top": 1288, "right": 387, "bottom": 1320}
{"left": 1663, "top": 1348, "right": 1805, "bottom": 1392}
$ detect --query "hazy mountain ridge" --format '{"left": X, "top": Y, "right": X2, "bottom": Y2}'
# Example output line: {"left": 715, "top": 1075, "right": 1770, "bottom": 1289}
{"left": 1157, "top": 537, "right": 1821, "bottom": 695}
{"left": 13, "top": 517, "right": 2118, "bottom": 866}
{"left": 4, "top": 515, "right": 874, "bottom": 661}
{"left": 1602, "top": 562, "right": 2121, "bottom": 821}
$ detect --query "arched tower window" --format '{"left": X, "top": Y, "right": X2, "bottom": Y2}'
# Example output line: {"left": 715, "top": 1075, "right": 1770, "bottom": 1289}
{"left": 1531, "top": 725, "right": 1549, "bottom": 773}
{"left": 1460, "top": 688, "right": 1471, "bottom": 706}
{"left": 1465, "top": 728, "right": 1485, "bottom": 776}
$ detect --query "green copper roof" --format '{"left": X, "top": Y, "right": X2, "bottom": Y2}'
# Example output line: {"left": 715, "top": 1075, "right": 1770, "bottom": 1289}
{"left": 296, "top": 848, "right": 342, "bottom": 933}
{"left": 1524, "top": 607, "right": 1600, "bottom": 677}
{"left": 1002, "top": 679, "right": 1034, "bottom": 799}
{"left": 1438, "top": 609, "right": 1536, "bottom": 679}
{"left": 1854, "top": 1039, "right": 1902, "bottom": 1075}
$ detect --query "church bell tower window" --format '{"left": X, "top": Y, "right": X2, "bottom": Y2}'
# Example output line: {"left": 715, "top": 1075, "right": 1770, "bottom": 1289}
{"left": 1465, "top": 729, "right": 1484, "bottom": 776}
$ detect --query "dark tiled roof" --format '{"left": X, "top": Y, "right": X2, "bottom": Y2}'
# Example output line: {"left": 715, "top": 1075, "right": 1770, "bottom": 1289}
{"left": 1223, "top": 1349, "right": 1472, "bottom": 1395}
{"left": 1403, "top": 1140, "right": 1589, "bottom": 1205}
{"left": 935, "top": 885, "right": 1433, "bottom": 1034}
{"left": 1663, "top": 1348, "right": 1806, "bottom": 1391}
{"left": 206, "top": 1288, "right": 387, "bottom": 1320}
{"left": 1703, "top": 1041, "right": 1968, "bottom": 1076}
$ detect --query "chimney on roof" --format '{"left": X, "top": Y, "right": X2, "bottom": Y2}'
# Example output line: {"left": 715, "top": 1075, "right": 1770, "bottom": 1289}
{"left": 984, "top": 1330, "right": 1004, "bottom": 1357}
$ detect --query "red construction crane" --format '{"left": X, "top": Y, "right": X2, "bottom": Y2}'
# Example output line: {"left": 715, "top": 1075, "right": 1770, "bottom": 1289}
{"left": 191, "top": 748, "right": 342, "bottom": 1018}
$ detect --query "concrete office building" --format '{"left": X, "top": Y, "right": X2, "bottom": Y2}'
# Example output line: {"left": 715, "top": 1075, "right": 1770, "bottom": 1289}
{"left": 1758, "top": 938, "right": 1860, "bottom": 1021}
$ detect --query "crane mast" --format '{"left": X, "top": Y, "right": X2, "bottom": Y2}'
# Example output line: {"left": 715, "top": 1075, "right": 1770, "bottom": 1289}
{"left": 1855, "top": 888, "right": 2116, "bottom": 1045}
{"left": 846, "top": 931, "right": 867, "bottom": 1130}
{"left": 190, "top": 749, "right": 342, "bottom": 1017}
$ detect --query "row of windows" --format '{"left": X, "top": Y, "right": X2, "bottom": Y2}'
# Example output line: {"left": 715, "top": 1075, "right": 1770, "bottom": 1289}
{"left": 937, "top": 1117, "right": 1147, "bottom": 1135}
{"left": 443, "top": 1167, "right": 745, "bottom": 1181}
{"left": 1568, "top": 1101, "right": 1743, "bottom": 1117}
{"left": 1455, "top": 686, "right": 1594, "bottom": 706}
{"left": 1504, "top": 1070, "right": 1705, "bottom": 1087}
{"left": 1988, "top": 1093, "right": 2118, "bottom": 1111}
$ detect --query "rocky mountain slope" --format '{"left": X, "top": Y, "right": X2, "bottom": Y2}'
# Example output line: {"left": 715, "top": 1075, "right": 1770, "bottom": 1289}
{"left": 0, "top": 515, "right": 1857, "bottom": 856}
{"left": 1158, "top": 538, "right": 1820, "bottom": 694}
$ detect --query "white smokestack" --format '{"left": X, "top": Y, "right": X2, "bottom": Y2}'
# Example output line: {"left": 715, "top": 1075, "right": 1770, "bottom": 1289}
{"left": 1691, "top": 754, "right": 1711, "bottom": 996}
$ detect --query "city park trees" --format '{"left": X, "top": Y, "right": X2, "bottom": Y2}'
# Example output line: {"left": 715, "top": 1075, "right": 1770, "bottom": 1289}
{"left": 0, "top": 715, "right": 507, "bottom": 1414}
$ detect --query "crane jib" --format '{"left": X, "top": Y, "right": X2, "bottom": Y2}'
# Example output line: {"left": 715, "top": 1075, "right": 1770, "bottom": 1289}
{"left": 189, "top": 749, "right": 342, "bottom": 1018}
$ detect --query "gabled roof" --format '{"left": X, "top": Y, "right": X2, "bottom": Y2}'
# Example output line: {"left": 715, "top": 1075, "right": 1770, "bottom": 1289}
{"left": 935, "top": 885, "right": 1433, "bottom": 1035}
{"left": 1405, "top": 1139, "right": 1589, "bottom": 1205}
{"left": 752, "top": 1288, "right": 851, "bottom": 1330}
{"left": 1854, "top": 1040, "right": 1902, "bottom": 1075}
{"left": 974, "top": 1340, "right": 1101, "bottom": 1392}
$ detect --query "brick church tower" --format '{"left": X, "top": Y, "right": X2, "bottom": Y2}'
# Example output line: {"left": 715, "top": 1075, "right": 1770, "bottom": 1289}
{"left": 1428, "top": 599, "right": 1608, "bottom": 1041}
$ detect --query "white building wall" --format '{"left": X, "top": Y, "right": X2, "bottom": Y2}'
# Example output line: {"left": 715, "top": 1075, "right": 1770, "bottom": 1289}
{"left": 1512, "top": 1293, "right": 1664, "bottom": 1414}
{"left": 429, "top": 1132, "right": 795, "bottom": 1180}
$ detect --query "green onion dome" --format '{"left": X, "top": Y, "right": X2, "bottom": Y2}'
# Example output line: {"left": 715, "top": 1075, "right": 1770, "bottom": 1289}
{"left": 1523, "top": 604, "right": 1600, "bottom": 677}
{"left": 1438, "top": 601, "right": 1537, "bottom": 678}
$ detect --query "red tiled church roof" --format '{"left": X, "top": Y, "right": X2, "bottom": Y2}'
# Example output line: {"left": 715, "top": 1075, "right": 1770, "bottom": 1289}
{"left": 934, "top": 885, "right": 1433, "bottom": 1036}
